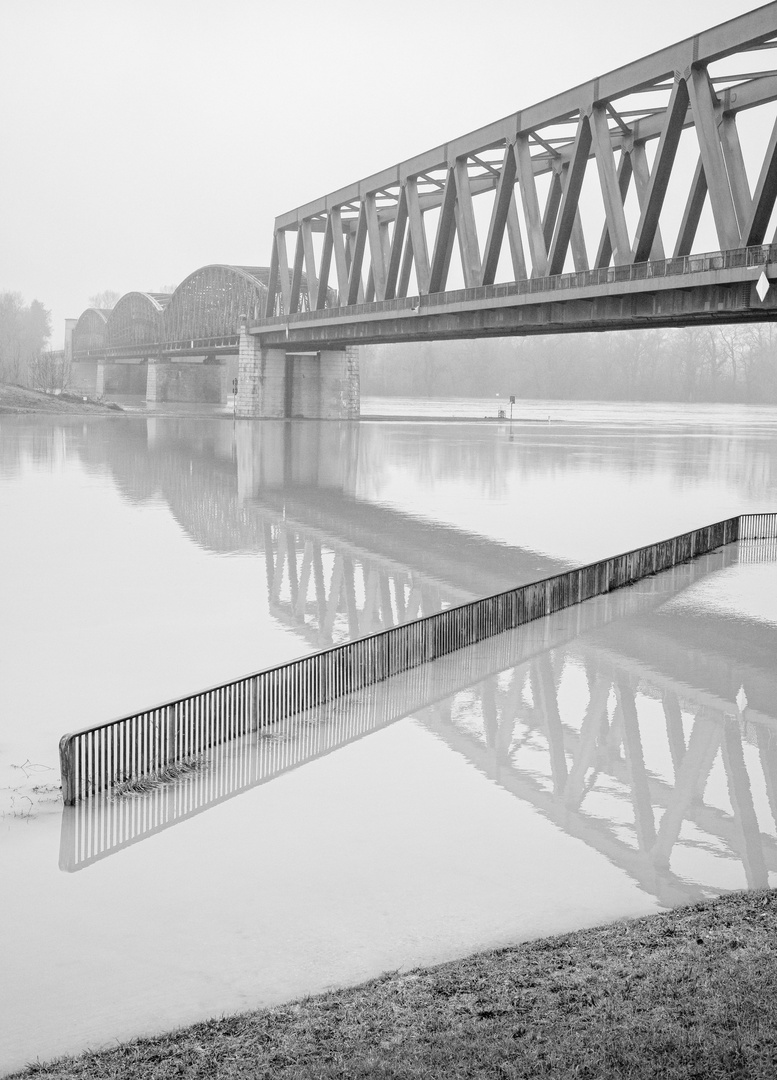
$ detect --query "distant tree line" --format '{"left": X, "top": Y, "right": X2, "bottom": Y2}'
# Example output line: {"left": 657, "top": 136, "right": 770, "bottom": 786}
{"left": 0, "top": 292, "right": 52, "bottom": 386}
{"left": 360, "top": 324, "right": 777, "bottom": 403}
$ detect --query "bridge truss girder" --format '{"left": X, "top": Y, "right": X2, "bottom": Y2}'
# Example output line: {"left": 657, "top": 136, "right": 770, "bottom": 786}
{"left": 263, "top": 3, "right": 777, "bottom": 319}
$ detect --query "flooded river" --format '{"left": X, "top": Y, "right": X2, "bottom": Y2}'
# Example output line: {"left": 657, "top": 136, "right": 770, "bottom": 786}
{"left": 2, "top": 400, "right": 777, "bottom": 1073}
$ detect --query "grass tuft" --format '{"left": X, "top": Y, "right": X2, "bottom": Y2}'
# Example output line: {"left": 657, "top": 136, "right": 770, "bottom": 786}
{"left": 110, "top": 756, "right": 207, "bottom": 798}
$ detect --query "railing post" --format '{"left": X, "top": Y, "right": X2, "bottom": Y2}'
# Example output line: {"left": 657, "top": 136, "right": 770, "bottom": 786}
{"left": 59, "top": 734, "right": 76, "bottom": 806}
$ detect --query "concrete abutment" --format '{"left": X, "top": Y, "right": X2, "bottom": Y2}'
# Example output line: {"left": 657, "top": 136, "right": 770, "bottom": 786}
{"left": 236, "top": 330, "right": 359, "bottom": 419}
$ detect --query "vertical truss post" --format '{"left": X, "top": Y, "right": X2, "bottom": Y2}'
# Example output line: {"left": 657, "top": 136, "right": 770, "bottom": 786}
{"left": 743, "top": 113, "right": 777, "bottom": 245}
{"left": 687, "top": 65, "right": 740, "bottom": 251}
{"left": 428, "top": 167, "right": 457, "bottom": 293}
{"left": 364, "top": 265, "right": 375, "bottom": 304}
{"left": 548, "top": 114, "right": 592, "bottom": 276}
{"left": 264, "top": 233, "right": 281, "bottom": 319}
{"left": 481, "top": 143, "right": 520, "bottom": 285}
{"left": 405, "top": 176, "right": 431, "bottom": 295}
{"left": 384, "top": 187, "right": 408, "bottom": 300}
{"left": 276, "top": 228, "right": 291, "bottom": 316}
{"left": 632, "top": 77, "right": 689, "bottom": 263}
{"left": 346, "top": 205, "right": 368, "bottom": 306}
{"left": 397, "top": 230, "right": 414, "bottom": 297}
{"left": 365, "top": 192, "right": 388, "bottom": 301}
{"left": 591, "top": 104, "right": 631, "bottom": 265}
{"left": 454, "top": 158, "right": 482, "bottom": 287}
{"left": 301, "top": 220, "right": 319, "bottom": 308}
{"left": 719, "top": 113, "right": 753, "bottom": 236}
{"left": 515, "top": 134, "right": 548, "bottom": 276}
{"left": 329, "top": 207, "right": 351, "bottom": 304}
{"left": 673, "top": 155, "right": 707, "bottom": 256}
{"left": 595, "top": 150, "right": 633, "bottom": 268}
{"left": 543, "top": 167, "right": 564, "bottom": 251}
{"left": 570, "top": 206, "right": 589, "bottom": 271}
{"left": 289, "top": 228, "right": 304, "bottom": 314}
{"left": 315, "top": 217, "right": 334, "bottom": 310}
{"left": 631, "top": 142, "right": 665, "bottom": 260}
{"left": 505, "top": 194, "right": 528, "bottom": 281}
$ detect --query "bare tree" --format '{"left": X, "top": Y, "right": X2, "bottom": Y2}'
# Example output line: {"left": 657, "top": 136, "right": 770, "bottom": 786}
{"left": 87, "top": 289, "right": 121, "bottom": 310}
{"left": 28, "top": 347, "right": 71, "bottom": 391}
{"left": 0, "top": 292, "right": 51, "bottom": 385}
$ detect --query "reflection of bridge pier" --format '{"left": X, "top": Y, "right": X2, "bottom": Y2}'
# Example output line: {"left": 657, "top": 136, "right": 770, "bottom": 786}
{"left": 235, "top": 420, "right": 360, "bottom": 495}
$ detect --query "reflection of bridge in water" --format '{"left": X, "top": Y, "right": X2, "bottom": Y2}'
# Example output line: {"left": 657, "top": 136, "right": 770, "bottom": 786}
{"left": 71, "top": 415, "right": 777, "bottom": 647}
{"left": 78, "top": 419, "right": 572, "bottom": 646}
{"left": 61, "top": 538, "right": 777, "bottom": 910}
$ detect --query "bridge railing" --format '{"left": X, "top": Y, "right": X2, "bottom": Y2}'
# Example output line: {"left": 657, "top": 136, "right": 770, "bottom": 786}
{"left": 73, "top": 335, "right": 240, "bottom": 362}
{"left": 59, "top": 512, "right": 777, "bottom": 805}
{"left": 255, "top": 244, "right": 777, "bottom": 328}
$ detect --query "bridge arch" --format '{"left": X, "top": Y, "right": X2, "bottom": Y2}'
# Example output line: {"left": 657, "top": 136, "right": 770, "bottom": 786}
{"left": 105, "top": 292, "right": 171, "bottom": 348}
{"left": 72, "top": 308, "right": 111, "bottom": 356}
{"left": 162, "top": 265, "right": 272, "bottom": 342}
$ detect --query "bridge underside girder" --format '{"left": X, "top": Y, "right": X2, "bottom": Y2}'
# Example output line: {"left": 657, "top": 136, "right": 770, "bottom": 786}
{"left": 253, "top": 276, "right": 773, "bottom": 349}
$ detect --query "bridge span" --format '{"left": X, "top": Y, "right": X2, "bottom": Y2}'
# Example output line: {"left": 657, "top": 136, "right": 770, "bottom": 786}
{"left": 237, "top": 4, "right": 777, "bottom": 415}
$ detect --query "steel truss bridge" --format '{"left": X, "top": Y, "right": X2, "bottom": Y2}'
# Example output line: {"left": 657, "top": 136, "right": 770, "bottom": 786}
{"left": 252, "top": 4, "right": 777, "bottom": 349}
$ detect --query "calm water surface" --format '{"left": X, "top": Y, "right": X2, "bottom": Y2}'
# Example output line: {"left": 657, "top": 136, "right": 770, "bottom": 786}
{"left": 2, "top": 401, "right": 777, "bottom": 1073}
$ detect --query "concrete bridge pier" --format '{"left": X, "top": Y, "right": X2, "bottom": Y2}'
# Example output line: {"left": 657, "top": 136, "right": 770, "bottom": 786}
{"left": 146, "top": 357, "right": 229, "bottom": 405}
{"left": 236, "top": 328, "right": 359, "bottom": 419}
{"left": 70, "top": 359, "right": 99, "bottom": 397}
{"left": 100, "top": 358, "right": 147, "bottom": 396}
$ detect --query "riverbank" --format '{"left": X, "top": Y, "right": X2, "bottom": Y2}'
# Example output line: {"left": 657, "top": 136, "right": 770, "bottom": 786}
{"left": 11, "top": 890, "right": 777, "bottom": 1079}
{"left": 0, "top": 385, "right": 121, "bottom": 414}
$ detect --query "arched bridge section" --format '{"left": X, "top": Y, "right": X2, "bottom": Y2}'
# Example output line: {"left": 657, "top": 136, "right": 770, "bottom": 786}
{"left": 69, "top": 266, "right": 357, "bottom": 414}
{"left": 250, "top": 4, "right": 777, "bottom": 356}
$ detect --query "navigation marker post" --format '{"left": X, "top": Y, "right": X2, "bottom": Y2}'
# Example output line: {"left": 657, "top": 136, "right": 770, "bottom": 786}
{"left": 757, "top": 270, "right": 771, "bottom": 303}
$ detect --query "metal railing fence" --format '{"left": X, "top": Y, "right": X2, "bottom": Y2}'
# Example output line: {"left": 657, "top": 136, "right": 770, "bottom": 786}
{"left": 59, "top": 513, "right": 777, "bottom": 804}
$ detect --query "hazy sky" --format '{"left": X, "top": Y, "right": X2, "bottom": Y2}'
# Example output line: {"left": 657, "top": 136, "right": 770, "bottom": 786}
{"left": 0, "top": 0, "right": 768, "bottom": 346}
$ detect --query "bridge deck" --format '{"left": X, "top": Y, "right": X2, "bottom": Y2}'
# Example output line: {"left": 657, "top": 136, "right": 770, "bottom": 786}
{"left": 251, "top": 245, "right": 777, "bottom": 348}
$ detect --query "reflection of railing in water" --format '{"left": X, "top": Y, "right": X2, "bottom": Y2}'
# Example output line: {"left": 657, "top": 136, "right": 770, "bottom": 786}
{"left": 60, "top": 550, "right": 737, "bottom": 871}
{"left": 60, "top": 514, "right": 774, "bottom": 805}
{"left": 60, "top": 539, "right": 777, "bottom": 910}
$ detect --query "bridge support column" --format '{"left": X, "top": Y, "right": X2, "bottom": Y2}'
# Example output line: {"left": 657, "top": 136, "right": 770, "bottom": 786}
{"left": 146, "top": 359, "right": 162, "bottom": 404}
{"left": 101, "top": 359, "right": 146, "bottom": 396}
{"left": 95, "top": 361, "right": 106, "bottom": 399}
{"left": 146, "top": 358, "right": 225, "bottom": 404}
{"left": 69, "top": 359, "right": 99, "bottom": 397}
{"left": 236, "top": 332, "right": 287, "bottom": 417}
{"left": 236, "top": 329, "right": 360, "bottom": 419}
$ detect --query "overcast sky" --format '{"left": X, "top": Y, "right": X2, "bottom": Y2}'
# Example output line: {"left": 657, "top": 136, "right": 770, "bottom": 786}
{"left": 0, "top": 0, "right": 769, "bottom": 346}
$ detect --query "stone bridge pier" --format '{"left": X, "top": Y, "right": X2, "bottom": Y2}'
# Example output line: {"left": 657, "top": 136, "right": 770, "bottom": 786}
{"left": 236, "top": 329, "right": 359, "bottom": 419}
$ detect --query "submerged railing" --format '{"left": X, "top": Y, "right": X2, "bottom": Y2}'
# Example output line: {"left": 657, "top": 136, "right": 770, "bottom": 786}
{"left": 59, "top": 512, "right": 777, "bottom": 805}
{"left": 61, "top": 546, "right": 737, "bottom": 871}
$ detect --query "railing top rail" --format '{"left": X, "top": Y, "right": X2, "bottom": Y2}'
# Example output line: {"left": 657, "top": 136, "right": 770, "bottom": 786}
{"left": 59, "top": 513, "right": 758, "bottom": 747}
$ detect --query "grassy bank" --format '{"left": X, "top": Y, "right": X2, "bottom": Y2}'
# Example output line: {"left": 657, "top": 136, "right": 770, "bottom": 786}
{"left": 0, "top": 385, "right": 120, "bottom": 414}
{"left": 13, "top": 890, "right": 777, "bottom": 1079}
